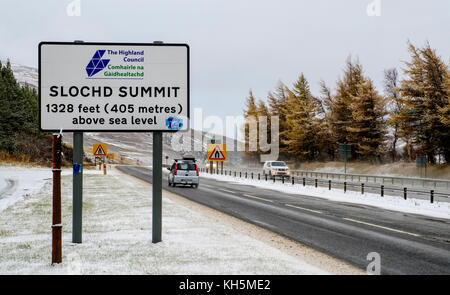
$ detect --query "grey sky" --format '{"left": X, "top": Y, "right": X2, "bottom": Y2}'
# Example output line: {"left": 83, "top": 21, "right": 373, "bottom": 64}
{"left": 1, "top": 0, "right": 449, "bottom": 121}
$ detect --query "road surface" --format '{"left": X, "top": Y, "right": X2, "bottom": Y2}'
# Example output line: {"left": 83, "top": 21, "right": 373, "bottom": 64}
{"left": 117, "top": 165, "right": 450, "bottom": 274}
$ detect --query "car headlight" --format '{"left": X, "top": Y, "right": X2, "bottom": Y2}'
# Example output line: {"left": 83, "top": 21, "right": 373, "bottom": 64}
{"left": 286, "top": 171, "right": 290, "bottom": 175}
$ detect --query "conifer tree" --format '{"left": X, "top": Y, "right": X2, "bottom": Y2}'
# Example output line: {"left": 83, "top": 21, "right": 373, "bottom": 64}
{"left": 267, "top": 81, "right": 289, "bottom": 158}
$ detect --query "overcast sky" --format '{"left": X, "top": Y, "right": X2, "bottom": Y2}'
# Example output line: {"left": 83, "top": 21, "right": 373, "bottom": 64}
{"left": 1, "top": 0, "right": 449, "bottom": 121}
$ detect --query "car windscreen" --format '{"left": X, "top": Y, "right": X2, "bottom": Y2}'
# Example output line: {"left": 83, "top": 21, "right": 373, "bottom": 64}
{"left": 177, "top": 163, "right": 197, "bottom": 170}
{"left": 271, "top": 161, "right": 287, "bottom": 167}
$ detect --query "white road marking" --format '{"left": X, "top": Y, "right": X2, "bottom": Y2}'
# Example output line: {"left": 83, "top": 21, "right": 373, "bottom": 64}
{"left": 343, "top": 218, "right": 421, "bottom": 237}
{"left": 243, "top": 194, "right": 274, "bottom": 203}
{"left": 219, "top": 188, "right": 236, "bottom": 194}
{"left": 285, "top": 204, "right": 322, "bottom": 214}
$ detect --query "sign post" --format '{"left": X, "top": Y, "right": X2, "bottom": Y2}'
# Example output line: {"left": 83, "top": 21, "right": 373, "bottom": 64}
{"left": 338, "top": 143, "right": 352, "bottom": 174}
{"left": 52, "top": 134, "right": 62, "bottom": 264}
{"left": 39, "top": 41, "right": 189, "bottom": 250}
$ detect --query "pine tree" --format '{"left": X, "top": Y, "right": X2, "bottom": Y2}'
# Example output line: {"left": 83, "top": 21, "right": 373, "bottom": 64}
{"left": 346, "top": 80, "right": 387, "bottom": 160}
{"left": 284, "top": 74, "right": 323, "bottom": 161}
{"left": 399, "top": 42, "right": 450, "bottom": 163}
{"left": 267, "top": 81, "right": 289, "bottom": 158}
{"left": 243, "top": 90, "right": 259, "bottom": 161}
{"left": 384, "top": 68, "right": 404, "bottom": 161}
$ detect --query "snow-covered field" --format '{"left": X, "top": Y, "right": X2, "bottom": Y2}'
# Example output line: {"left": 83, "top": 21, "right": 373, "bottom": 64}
{"left": 200, "top": 173, "right": 450, "bottom": 220}
{"left": 0, "top": 167, "right": 327, "bottom": 275}
{"left": 0, "top": 166, "right": 51, "bottom": 213}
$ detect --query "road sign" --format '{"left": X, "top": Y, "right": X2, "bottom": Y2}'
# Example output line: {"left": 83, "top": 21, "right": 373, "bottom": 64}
{"left": 93, "top": 144, "right": 107, "bottom": 156}
{"left": 338, "top": 143, "right": 352, "bottom": 159}
{"left": 207, "top": 144, "right": 227, "bottom": 161}
{"left": 107, "top": 153, "right": 115, "bottom": 160}
{"left": 39, "top": 42, "right": 189, "bottom": 132}
{"left": 416, "top": 156, "right": 426, "bottom": 168}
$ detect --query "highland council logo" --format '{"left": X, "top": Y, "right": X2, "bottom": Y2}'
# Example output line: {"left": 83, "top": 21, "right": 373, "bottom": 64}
{"left": 85, "top": 50, "right": 110, "bottom": 77}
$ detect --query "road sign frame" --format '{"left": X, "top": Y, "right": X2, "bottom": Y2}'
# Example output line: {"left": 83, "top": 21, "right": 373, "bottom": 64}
{"left": 93, "top": 144, "right": 108, "bottom": 157}
{"left": 38, "top": 41, "right": 190, "bottom": 132}
{"left": 207, "top": 144, "right": 227, "bottom": 162}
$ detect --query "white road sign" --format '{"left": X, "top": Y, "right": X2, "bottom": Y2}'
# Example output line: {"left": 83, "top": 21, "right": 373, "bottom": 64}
{"left": 39, "top": 42, "right": 189, "bottom": 131}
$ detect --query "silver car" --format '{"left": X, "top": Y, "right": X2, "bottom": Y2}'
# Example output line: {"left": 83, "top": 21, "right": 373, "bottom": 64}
{"left": 167, "top": 160, "right": 199, "bottom": 188}
{"left": 263, "top": 161, "right": 291, "bottom": 179}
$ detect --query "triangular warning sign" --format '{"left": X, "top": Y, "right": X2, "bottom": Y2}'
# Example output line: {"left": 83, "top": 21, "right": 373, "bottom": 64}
{"left": 94, "top": 145, "right": 106, "bottom": 156}
{"left": 208, "top": 146, "right": 225, "bottom": 160}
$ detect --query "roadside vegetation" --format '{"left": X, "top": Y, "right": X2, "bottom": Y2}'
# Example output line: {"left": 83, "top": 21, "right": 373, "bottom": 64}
{"left": 0, "top": 60, "right": 73, "bottom": 166}
{"left": 243, "top": 41, "right": 450, "bottom": 167}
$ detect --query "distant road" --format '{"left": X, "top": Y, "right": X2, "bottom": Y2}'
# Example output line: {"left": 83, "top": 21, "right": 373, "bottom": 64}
{"left": 118, "top": 165, "right": 450, "bottom": 274}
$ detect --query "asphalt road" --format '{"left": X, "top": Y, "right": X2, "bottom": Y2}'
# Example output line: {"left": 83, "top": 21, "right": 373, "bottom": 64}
{"left": 117, "top": 165, "right": 450, "bottom": 274}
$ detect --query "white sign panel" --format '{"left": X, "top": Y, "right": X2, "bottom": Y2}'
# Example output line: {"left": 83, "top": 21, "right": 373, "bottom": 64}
{"left": 39, "top": 42, "right": 189, "bottom": 131}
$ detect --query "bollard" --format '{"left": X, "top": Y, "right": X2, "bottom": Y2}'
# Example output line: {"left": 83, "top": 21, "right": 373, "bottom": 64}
{"left": 303, "top": 178, "right": 305, "bottom": 186}
{"left": 328, "top": 180, "right": 331, "bottom": 190}
{"left": 381, "top": 185, "right": 384, "bottom": 197}
{"left": 240, "top": 172, "right": 242, "bottom": 178}
{"left": 258, "top": 173, "right": 260, "bottom": 180}
{"left": 245, "top": 172, "right": 248, "bottom": 179}
{"left": 273, "top": 176, "right": 275, "bottom": 183}
{"left": 265, "top": 174, "right": 268, "bottom": 181}
{"left": 315, "top": 179, "right": 318, "bottom": 188}
{"left": 361, "top": 183, "right": 364, "bottom": 195}
{"left": 403, "top": 187, "right": 407, "bottom": 200}
{"left": 282, "top": 177, "right": 284, "bottom": 184}
{"left": 292, "top": 177, "right": 294, "bottom": 185}
{"left": 251, "top": 172, "right": 253, "bottom": 179}
{"left": 344, "top": 182, "right": 347, "bottom": 193}
{"left": 430, "top": 190, "right": 434, "bottom": 203}
{"left": 103, "top": 163, "right": 107, "bottom": 175}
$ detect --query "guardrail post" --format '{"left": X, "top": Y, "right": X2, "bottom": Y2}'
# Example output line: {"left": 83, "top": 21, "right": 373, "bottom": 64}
{"left": 361, "top": 183, "right": 364, "bottom": 195}
{"left": 430, "top": 190, "right": 434, "bottom": 203}
{"left": 328, "top": 180, "right": 331, "bottom": 190}
{"left": 315, "top": 179, "right": 317, "bottom": 188}
{"left": 381, "top": 185, "right": 384, "bottom": 197}
{"left": 303, "top": 178, "right": 305, "bottom": 186}
{"left": 403, "top": 187, "right": 407, "bottom": 200}
{"left": 344, "top": 182, "right": 347, "bottom": 193}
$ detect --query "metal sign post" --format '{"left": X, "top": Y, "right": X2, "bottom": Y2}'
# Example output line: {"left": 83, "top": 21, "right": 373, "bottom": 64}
{"left": 152, "top": 131, "right": 163, "bottom": 243}
{"left": 52, "top": 134, "right": 62, "bottom": 264}
{"left": 72, "top": 131, "right": 83, "bottom": 243}
{"left": 338, "top": 143, "right": 352, "bottom": 174}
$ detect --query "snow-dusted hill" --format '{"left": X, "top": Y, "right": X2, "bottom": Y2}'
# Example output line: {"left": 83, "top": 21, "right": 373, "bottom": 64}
{"left": 2, "top": 61, "right": 38, "bottom": 89}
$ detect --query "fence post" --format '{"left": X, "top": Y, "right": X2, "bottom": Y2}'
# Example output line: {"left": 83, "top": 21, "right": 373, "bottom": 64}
{"left": 361, "top": 183, "right": 364, "bottom": 195}
{"left": 403, "top": 187, "right": 407, "bottom": 200}
{"left": 251, "top": 172, "right": 253, "bottom": 179}
{"left": 430, "top": 190, "right": 434, "bottom": 203}
{"left": 381, "top": 185, "right": 384, "bottom": 197}
{"left": 258, "top": 173, "right": 260, "bottom": 180}
{"left": 292, "top": 177, "right": 294, "bottom": 185}
{"left": 265, "top": 174, "right": 268, "bottom": 181}
{"left": 328, "top": 180, "right": 331, "bottom": 190}
{"left": 282, "top": 177, "right": 284, "bottom": 184}
{"left": 303, "top": 178, "right": 306, "bottom": 187}
{"left": 245, "top": 172, "right": 247, "bottom": 179}
{"left": 315, "top": 179, "right": 318, "bottom": 188}
{"left": 273, "top": 176, "right": 275, "bottom": 183}
{"left": 344, "top": 182, "right": 347, "bottom": 193}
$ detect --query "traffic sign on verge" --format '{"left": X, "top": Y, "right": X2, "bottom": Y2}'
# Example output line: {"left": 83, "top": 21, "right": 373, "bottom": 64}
{"left": 107, "top": 153, "right": 115, "bottom": 160}
{"left": 93, "top": 144, "right": 107, "bottom": 157}
{"left": 39, "top": 42, "right": 190, "bottom": 132}
{"left": 207, "top": 144, "right": 227, "bottom": 161}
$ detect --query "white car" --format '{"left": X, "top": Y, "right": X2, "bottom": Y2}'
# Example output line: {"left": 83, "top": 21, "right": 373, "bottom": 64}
{"left": 263, "top": 161, "right": 291, "bottom": 179}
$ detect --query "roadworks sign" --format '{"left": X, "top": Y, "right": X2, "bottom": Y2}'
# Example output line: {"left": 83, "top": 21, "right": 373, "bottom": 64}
{"left": 93, "top": 144, "right": 107, "bottom": 157}
{"left": 107, "top": 153, "right": 115, "bottom": 160}
{"left": 207, "top": 144, "right": 227, "bottom": 161}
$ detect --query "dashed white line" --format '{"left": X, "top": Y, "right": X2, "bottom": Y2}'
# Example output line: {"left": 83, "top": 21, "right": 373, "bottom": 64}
{"left": 243, "top": 194, "right": 274, "bottom": 203}
{"left": 219, "top": 188, "right": 236, "bottom": 194}
{"left": 285, "top": 204, "right": 322, "bottom": 214}
{"left": 343, "top": 218, "right": 421, "bottom": 237}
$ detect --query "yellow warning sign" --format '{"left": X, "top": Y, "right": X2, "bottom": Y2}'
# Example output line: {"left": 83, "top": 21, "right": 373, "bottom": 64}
{"left": 107, "top": 153, "right": 115, "bottom": 160}
{"left": 207, "top": 144, "right": 227, "bottom": 161}
{"left": 93, "top": 144, "right": 107, "bottom": 157}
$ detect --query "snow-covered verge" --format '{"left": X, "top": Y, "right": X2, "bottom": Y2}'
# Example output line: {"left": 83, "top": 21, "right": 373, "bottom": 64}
{"left": 0, "top": 166, "right": 51, "bottom": 213}
{"left": 0, "top": 167, "right": 327, "bottom": 274}
{"left": 200, "top": 173, "right": 450, "bottom": 220}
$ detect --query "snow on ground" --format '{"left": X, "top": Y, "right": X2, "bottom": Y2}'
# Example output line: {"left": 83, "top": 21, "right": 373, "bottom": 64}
{"left": 0, "top": 166, "right": 51, "bottom": 213}
{"left": 0, "top": 167, "right": 327, "bottom": 274}
{"left": 200, "top": 173, "right": 450, "bottom": 220}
